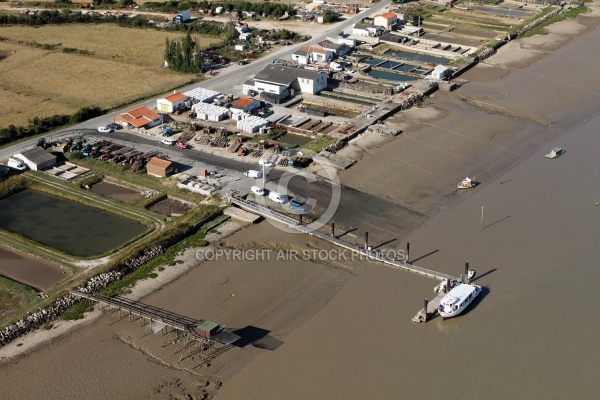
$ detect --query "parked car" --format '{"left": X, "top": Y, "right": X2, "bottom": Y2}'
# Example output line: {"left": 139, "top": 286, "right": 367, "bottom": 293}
{"left": 98, "top": 125, "right": 114, "bottom": 133}
{"left": 176, "top": 141, "right": 188, "bottom": 149}
{"left": 250, "top": 186, "right": 267, "bottom": 196}
{"left": 258, "top": 159, "right": 275, "bottom": 167}
{"left": 106, "top": 123, "right": 120, "bottom": 131}
{"left": 268, "top": 191, "right": 286, "bottom": 204}
{"left": 289, "top": 199, "right": 306, "bottom": 212}
{"left": 161, "top": 138, "right": 175, "bottom": 146}
{"left": 244, "top": 170, "right": 262, "bottom": 178}
{"left": 7, "top": 158, "right": 27, "bottom": 171}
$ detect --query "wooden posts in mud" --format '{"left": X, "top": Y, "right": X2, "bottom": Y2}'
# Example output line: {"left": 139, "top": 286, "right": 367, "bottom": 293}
{"left": 465, "top": 261, "right": 470, "bottom": 284}
{"left": 298, "top": 214, "right": 303, "bottom": 225}
{"left": 406, "top": 242, "right": 410, "bottom": 264}
{"left": 331, "top": 222, "right": 335, "bottom": 238}
{"left": 424, "top": 298, "right": 429, "bottom": 322}
{"left": 365, "top": 231, "right": 369, "bottom": 251}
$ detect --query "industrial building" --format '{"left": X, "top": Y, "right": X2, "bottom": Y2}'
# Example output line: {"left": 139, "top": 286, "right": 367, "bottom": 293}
{"left": 157, "top": 92, "right": 191, "bottom": 113}
{"left": 243, "top": 65, "right": 328, "bottom": 98}
{"left": 146, "top": 157, "right": 176, "bottom": 177}
{"left": 14, "top": 147, "right": 57, "bottom": 171}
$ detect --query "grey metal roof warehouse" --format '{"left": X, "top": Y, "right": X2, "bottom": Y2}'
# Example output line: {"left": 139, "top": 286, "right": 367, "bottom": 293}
{"left": 254, "top": 65, "right": 323, "bottom": 86}
{"left": 19, "top": 147, "right": 56, "bottom": 165}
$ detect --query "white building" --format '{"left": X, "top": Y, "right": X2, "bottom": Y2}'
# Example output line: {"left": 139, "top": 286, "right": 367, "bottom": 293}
{"left": 239, "top": 32, "right": 252, "bottom": 41}
{"left": 230, "top": 97, "right": 261, "bottom": 114}
{"left": 244, "top": 65, "right": 328, "bottom": 96}
{"left": 157, "top": 92, "right": 190, "bottom": 113}
{"left": 431, "top": 65, "right": 453, "bottom": 80}
{"left": 352, "top": 23, "right": 384, "bottom": 37}
{"left": 292, "top": 45, "right": 334, "bottom": 64}
{"left": 374, "top": 12, "right": 398, "bottom": 30}
{"left": 318, "top": 40, "right": 350, "bottom": 56}
{"left": 14, "top": 147, "right": 56, "bottom": 171}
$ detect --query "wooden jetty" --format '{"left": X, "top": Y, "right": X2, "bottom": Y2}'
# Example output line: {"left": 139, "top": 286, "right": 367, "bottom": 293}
{"left": 227, "top": 195, "right": 458, "bottom": 282}
{"left": 71, "top": 291, "right": 240, "bottom": 346}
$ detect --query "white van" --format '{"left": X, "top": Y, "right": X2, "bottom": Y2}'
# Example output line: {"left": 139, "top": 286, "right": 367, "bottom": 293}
{"left": 268, "top": 191, "right": 286, "bottom": 203}
{"left": 7, "top": 158, "right": 27, "bottom": 171}
{"left": 244, "top": 170, "right": 262, "bottom": 178}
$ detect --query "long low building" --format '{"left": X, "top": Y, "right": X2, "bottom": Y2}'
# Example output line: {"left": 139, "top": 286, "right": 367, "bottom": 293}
{"left": 14, "top": 147, "right": 56, "bottom": 171}
{"left": 243, "top": 65, "right": 328, "bottom": 99}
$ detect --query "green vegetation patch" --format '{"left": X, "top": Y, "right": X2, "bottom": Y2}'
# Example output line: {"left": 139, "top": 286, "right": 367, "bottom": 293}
{"left": 0, "top": 275, "right": 39, "bottom": 316}
{"left": 300, "top": 135, "right": 336, "bottom": 156}
{"left": 521, "top": 6, "right": 589, "bottom": 38}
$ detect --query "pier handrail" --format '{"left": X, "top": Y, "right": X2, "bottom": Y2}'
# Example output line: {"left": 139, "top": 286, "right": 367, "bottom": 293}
{"left": 228, "top": 195, "right": 458, "bottom": 281}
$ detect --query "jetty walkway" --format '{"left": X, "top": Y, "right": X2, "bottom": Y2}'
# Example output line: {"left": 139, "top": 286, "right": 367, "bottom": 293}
{"left": 71, "top": 291, "right": 239, "bottom": 345}
{"left": 227, "top": 195, "right": 458, "bottom": 282}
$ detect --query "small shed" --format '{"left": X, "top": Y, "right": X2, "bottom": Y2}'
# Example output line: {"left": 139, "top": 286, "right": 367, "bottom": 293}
{"left": 431, "top": 64, "right": 453, "bottom": 80}
{"left": 157, "top": 92, "right": 190, "bottom": 113}
{"left": 194, "top": 320, "right": 221, "bottom": 339}
{"left": 235, "top": 44, "right": 246, "bottom": 51}
{"left": 230, "top": 97, "right": 261, "bottom": 114}
{"left": 14, "top": 147, "right": 56, "bottom": 171}
{"left": 146, "top": 157, "right": 175, "bottom": 177}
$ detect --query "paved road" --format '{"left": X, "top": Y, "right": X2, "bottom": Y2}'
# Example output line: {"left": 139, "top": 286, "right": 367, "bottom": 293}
{"left": 1, "top": 2, "right": 426, "bottom": 246}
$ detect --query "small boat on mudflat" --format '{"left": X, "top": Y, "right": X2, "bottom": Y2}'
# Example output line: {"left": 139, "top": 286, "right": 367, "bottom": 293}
{"left": 545, "top": 147, "right": 564, "bottom": 159}
{"left": 458, "top": 177, "right": 476, "bottom": 189}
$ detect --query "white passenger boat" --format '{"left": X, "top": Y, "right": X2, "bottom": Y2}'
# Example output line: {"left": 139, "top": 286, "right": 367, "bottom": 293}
{"left": 457, "top": 177, "right": 476, "bottom": 189}
{"left": 438, "top": 283, "right": 481, "bottom": 318}
{"left": 545, "top": 147, "right": 564, "bottom": 159}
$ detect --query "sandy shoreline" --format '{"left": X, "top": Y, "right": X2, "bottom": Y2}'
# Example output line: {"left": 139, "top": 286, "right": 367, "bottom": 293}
{"left": 2, "top": 5, "right": 600, "bottom": 398}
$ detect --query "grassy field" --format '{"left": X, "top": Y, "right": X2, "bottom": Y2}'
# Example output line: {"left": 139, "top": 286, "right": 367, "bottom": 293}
{"left": 0, "top": 275, "right": 38, "bottom": 316}
{"left": 0, "top": 24, "right": 222, "bottom": 129}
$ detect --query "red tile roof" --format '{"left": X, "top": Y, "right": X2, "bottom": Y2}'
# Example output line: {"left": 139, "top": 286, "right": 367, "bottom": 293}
{"left": 300, "top": 45, "right": 328, "bottom": 55}
{"left": 147, "top": 157, "right": 173, "bottom": 169}
{"left": 379, "top": 12, "right": 397, "bottom": 20}
{"left": 164, "top": 92, "right": 188, "bottom": 103}
{"left": 117, "top": 106, "right": 161, "bottom": 128}
{"left": 234, "top": 98, "right": 255, "bottom": 108}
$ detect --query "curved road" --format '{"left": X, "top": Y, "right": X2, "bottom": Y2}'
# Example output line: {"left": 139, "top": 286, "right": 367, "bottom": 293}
{"left": 1, "top": 2, "right": 428, "bottom": 245}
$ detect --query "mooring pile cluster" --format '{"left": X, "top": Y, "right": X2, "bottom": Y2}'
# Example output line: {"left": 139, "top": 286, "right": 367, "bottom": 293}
{"left": 0, "top": 271, "right": 122, "bottom": 347}
{"left": 124, "top": 245, "right": 164, "bottom": 271}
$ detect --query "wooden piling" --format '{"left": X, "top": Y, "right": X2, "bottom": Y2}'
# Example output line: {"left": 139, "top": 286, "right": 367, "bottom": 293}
{"left": 424, "top": 298, "right": 429, "bottom": 322}
{"left": 465, "top": 261, "right": 469, "bottom": 284}
{"left": 331, "top": 222, "right": 335, "bottom": 238}
{"left": 406, "top": 242, "right": 410, "bottom": 264}
{"left": 365, "top": 231, "right": 369, "bottom": 250}
{"left": 299, "top": 214, "right": 303, "bottom": 225}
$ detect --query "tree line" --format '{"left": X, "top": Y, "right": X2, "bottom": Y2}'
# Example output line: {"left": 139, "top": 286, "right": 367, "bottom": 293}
{"left": 142, "top": 1, "right": 295, "bottom": 18}
{"left": 164, "top": 33, "right": 203, "bottom": 73}
{"left": 0, "top": 107, "right": 103, "bottom": 147}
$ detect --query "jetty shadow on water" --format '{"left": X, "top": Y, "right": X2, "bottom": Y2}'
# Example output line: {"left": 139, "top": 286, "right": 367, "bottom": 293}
{"left": 471, "top": 268, "right": 497, "bottom": 282}
{"left": 336, "top": 227, "right": 357, "bottom": 239}
{"left": 373, "top": 238, "right": 397, "bottom": 250}
{"left": 232, "top": 326, "right": 270, "bottom": 348}
{"left": 411, "top": 249, "right": 439, "bottom": 264}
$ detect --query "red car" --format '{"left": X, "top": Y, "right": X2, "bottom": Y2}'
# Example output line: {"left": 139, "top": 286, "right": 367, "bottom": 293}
{"left": 176, "top": 141, "right": 188, "bottom": 149}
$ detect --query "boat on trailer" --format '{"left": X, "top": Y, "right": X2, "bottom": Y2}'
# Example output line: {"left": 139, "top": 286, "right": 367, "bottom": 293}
{"left": 545, "top": 147, "right": 564, "bottom": 159}
{"left": 438, "top": 283, "right": 481, "bottom": 319}
{"left": 457, "top": 177, "right": 476, "bottom": 189}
